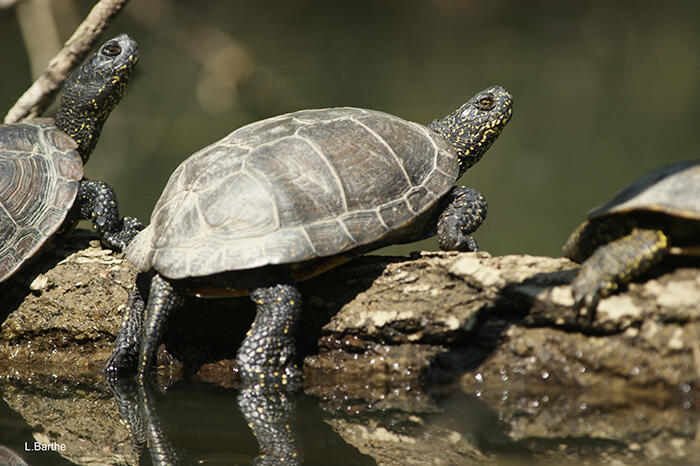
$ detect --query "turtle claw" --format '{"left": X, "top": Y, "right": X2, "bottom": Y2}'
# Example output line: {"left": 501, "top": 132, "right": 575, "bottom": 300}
{"left": 101, "top": 216, "right": 145, "bottom": 251}
{"left": 570, "top": 273, "right": 605, "bottom": 326}
{"left": 451, "top": 235, "right": 479, "bottom": 252}
{"left": 574, "top": 301, "right": 597, "bottom": 326}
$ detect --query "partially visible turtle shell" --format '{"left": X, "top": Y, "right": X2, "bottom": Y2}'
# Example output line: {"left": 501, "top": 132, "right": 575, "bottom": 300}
{"left": 588, "top": 159, "right": 700, "bottom": 220}
{"left": 0, "top": 119, "right": 83, "bottom": 281}
{"left": 127, "top": 107, "right": 459, "bottom": 279}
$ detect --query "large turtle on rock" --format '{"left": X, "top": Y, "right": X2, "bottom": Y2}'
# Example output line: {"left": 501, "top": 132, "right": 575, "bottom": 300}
{"left": 105, "top": 86, "right": 513, "bottom": 387}
{"left": 0, "top": 34, "right": 143, "bottom": 282}
{"left": 563, "top": 159, "right": 700, "bottom": 318}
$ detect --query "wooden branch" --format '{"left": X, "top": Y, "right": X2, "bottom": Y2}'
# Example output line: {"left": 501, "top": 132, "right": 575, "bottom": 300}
{"left": 0, "top": 0, "right": 25, "bottom": 10}
{"left": 3, "top": 0, "right": 130, "bottom": 124}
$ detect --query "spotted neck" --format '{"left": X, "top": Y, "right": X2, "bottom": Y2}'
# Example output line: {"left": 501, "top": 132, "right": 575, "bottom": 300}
{"left": 54, "top": 81, "right": 115, "bottom": 163}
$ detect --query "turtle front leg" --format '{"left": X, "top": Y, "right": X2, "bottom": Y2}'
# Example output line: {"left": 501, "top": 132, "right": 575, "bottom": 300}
{"left": 436, "top": 186, "right": 488, "bottom": 252}
{"left": 572, "top": 228, "right": 669, "bottom": 318}
{"left": 73, "top": 179, "right": 144, "bottom": 251}
{"left": 238, "top": 271, "right": 302, "bottom": 390}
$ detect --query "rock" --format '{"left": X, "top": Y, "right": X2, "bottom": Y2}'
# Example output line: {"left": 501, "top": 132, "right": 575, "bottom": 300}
{"left": 0, "top": 231, "right": 134, "bottom": 386}
{"left": 1, "top": 381, "right": 137, "bottom": 465}
{"left": 312, "top": 253, "right": 700, "bottom": 394}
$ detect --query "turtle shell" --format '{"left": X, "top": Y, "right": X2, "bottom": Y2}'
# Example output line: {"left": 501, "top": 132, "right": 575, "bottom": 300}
{"left": 588, "top": 159, "right": 700, "bottom": 221}
{"left": 0, "top": 119, "right": 83, "bottom": 281}
{"left": 127, "top": 107, "right": 459, "bottom": 279}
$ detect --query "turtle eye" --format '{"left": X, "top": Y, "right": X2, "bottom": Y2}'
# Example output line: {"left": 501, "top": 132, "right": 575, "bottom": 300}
{"left": 476, "top": 95, "right": 495, "bottom": 111}
{"left": 102, "top": 42, "right": 122, "bottom": 57}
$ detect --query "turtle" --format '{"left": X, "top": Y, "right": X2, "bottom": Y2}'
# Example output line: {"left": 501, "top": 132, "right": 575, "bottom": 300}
{"left": 0, "top": 33, "right": 143, "bottom": 282}
{"left": 562, "top": 159, "right": 700, "bottom": 317}
{"left": 104, "top": 85, "right": 513, "bottom": 387}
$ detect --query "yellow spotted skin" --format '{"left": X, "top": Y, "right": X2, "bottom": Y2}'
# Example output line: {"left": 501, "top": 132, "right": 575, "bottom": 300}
{"left": 436, "top": 186, "right": 488, "bottom": 251}
{"left": 55, "top": 34, "right": 138, "bottom": 162}
{"left": 54, "top": 34, "right": 143, "bottom": 250}
{"left": 429, "top": 87, "right": 513, "bottom": 176}
{"left": 237, "top": 380, "right": 302, "bottom": 464}
{"left": 105, "top": 267, "right": 303, "bottom": 391}
{"left": 569, "top": 226, "right": 669, "bottom": 315}
{"left": 428, "top": 86, "right": 512, "bottom": 252}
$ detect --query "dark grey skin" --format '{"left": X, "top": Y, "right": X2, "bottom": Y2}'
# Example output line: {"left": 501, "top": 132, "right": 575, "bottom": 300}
{"left": 0, "top": 34, "right": 143, "bottom": 282}
{"left": 104, "top": 86, "right": 513, "bottom": 388}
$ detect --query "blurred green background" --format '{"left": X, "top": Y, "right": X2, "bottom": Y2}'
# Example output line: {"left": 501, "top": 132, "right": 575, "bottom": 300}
{"left": 2, "top": 0, "right": 699, "bottom": 257}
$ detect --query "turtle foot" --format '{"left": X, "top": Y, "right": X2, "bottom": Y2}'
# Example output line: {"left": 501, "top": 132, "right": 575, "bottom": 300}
{"left": 101, "top": 216, "right": 144, "bottom": 251}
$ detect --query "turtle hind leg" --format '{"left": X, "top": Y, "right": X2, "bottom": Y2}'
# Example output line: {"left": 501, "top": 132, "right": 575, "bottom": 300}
{"left": 73, "top": 179, "right": 144, "bottom": 251}
{"left": 563, "top": 217, "right": 635, "bottom": 263}
{"left": 436, "top": 186, "right": 488, "bottom": 252}
{"left": 572, "top": 228, "right": 669, "bottom": 319}
{"left": 238, "top": 270, "right": 302, "bottom": 390}
{"left": 135, "top": 274, "right": 184, "bottom": 384}
{"left": 104, "top": 273, "right": 151, "bottom": 379}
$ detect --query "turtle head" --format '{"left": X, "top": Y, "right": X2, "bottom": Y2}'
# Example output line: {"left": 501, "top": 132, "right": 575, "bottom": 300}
{"left": 55, "top": 33, "right": 139, "bottom": 162}
{"left": 429, "top": 86, "right": 512, "bottom": 175}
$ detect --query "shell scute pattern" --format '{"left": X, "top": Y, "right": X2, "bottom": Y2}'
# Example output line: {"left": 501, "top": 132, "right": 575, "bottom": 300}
{"left": 292, "top": 107, "right": 365, "bottom": 122}
{"left": 422, "top": 169, "right": 457, "bottom": 197}
{"left": 0, "top": 122, "right": 37, "bottom": 153}
{"left": 188, "top": 144, "right": 248, "bottom": 192}
{"left": 260, "top": 228, "right": 317, "bottom": 265}
{"left": 128, "top": 108, "right": 458, "bottom": 278}
{"left": 0, "top": 121, "right": 83, "bottom": 280}
{"left": 36, "top": 206, "right": 68, "bottom": 236}
{"left": 341, "top": 210, "right": 389, "bottom": 245}
{"left": 197, "top": 172, "right": 277, "bottom": 235}
{"left": 304, "top": 219, "right": 356, "bottom": 257}
{"left": 224, "top": 115, "right": 300, "bottom": 148}
{"left": 53, "top": 150, "right": 83, "bottom": 181}
{"left": 355, "top": 115, "right": 443, "bottom": 187}
{"left": 406, "top": 186, "right": 435, "bottom": 213}
{"left": 378, "top": 198, "right": 414, "bottom": 229}
{"left": 243, "top": 136, "right": 346, "bottom": 227}
{"left": 45, "top": 126, "right": 78, "bottom": 153}
{"left": 296, "top": 117, "right": 412, "bottom": 210}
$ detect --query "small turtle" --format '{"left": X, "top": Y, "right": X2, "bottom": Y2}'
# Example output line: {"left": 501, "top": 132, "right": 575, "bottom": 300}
{"left": 105, "top": 86, "right": 513, "bottom": 386}
{"left": 563, "top": 159, "right": 700, "bottom": 316}
{"left": 0, "top": 34, "right": 143, "bottom": 282}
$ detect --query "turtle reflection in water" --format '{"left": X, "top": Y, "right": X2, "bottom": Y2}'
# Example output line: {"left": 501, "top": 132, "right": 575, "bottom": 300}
{"left": 0, "top": 34, "right": 143, "bottom": 282}
{"left": 104, "top": 86, "right": 513, "bottom": 386}
{"left": 563, "top": 159, "right": 700, "bottom": 318}
{"left": 108, "top": 377, "right": 301, "bottom": 464}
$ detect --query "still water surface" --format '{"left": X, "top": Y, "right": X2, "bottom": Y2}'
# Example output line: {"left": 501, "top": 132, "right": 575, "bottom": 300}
{"left": 1, "top": 378, "right": 698, "bottom": 465}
